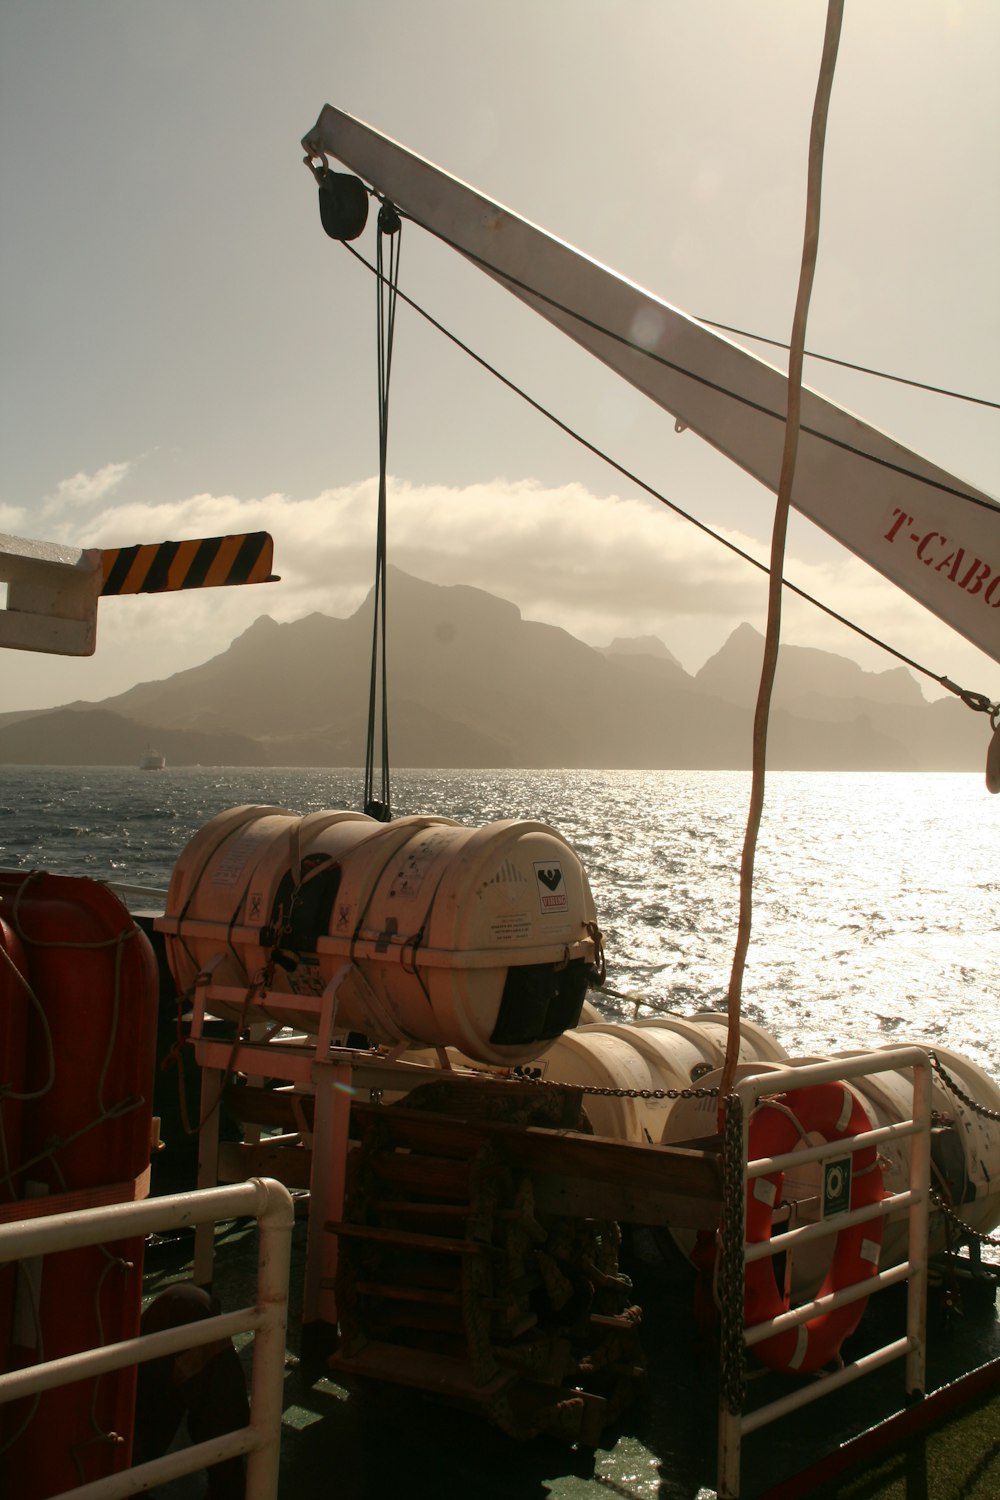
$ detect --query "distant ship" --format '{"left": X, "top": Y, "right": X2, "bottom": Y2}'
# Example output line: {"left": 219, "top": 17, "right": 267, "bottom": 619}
{"left": 139, "top": 750, "right": 166, "bottom": 770}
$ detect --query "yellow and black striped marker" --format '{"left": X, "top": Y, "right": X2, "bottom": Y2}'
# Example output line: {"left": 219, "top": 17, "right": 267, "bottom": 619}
{"left": 100, "top": 532, "right": 277, "bottom": 596}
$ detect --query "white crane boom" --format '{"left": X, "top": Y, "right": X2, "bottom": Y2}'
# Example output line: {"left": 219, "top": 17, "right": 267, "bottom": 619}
{"left": 303, "top": 105, "right": 999, "bottom": 668}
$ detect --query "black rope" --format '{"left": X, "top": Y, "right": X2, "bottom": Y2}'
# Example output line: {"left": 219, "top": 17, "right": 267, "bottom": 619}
{"left": 692, "top": 317, "right": 1000, "bottom": 412}
{"left": 389, "top": 207, "right": 999, "bottom": 518}
{"left": 363, "top": 206, "right": 401, "bottom": 823}
{"left": 339, "top": 239, "right": 993, "bottom": 702}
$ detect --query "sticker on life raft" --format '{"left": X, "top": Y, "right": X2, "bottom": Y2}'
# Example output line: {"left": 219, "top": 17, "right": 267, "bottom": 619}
{"left": 490, "top": 912, "right": 533, "bottom": 943}
{"left": 210, "top": 826, "right": 273, "bottom": 887}
{"left": 533, "top": 860, "right": 568, "bottom": 913}
{"left": 823, "top": 1156, "right": 852, "bottom": 1217}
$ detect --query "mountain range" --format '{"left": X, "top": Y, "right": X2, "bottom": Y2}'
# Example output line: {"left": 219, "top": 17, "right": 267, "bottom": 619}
{"left": 0, "top": 568, "right": 986, "bottom": 770}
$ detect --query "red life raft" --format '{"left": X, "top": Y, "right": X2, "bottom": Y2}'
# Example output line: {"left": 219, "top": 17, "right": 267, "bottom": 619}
{"left": 0, "top": 916, "right": 30, "bottom": 1384}
{"left": 0, "top": 873, "right": 159, "bottom": 1496}
{"left": 0, "top": 914, "right": 29, "bottom": 1207}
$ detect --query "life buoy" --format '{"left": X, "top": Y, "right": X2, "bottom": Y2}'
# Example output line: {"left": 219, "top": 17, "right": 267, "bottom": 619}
{"left": 744, "top": 1081, "right": 884, "bottom": 1375}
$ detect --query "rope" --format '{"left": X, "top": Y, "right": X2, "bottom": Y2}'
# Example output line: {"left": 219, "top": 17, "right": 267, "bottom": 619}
{"left": 383, "top": 225, "right": 998, "bottom": 519}
{"left": 719, "top": 0, "right": 845, "bottom": 1119}
{"left": 338, "top": 242, "right": 995, "bottom": 712}
{"left": 692, "top": 317, "right": 1000, "bottom": 412}
{"left": 0, "top": 914, "right": 56, "bottom": 1100}
{"left": 363, "top": 204, "right": 402, "bottom": 824}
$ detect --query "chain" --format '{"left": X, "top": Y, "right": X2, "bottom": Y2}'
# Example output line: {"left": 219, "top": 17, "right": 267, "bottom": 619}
{"left": 930, "top": 1187, "right": 1000, "bottom": 1249}
{"left": 510, "top": 1067, "right": 720, "bottom": 1102}
{"left": 928, "top": 1052, "right": 1000, "bottom": 1123}
{"left": 924, "top": 1052, "right": 1000, "bottom": 1243}
{"left": 718, "top": 1092, "right": 746, "bottom": 1415}
{"left": 494, "top": 1057, "right": 1000, "bottom": 1368}
{"left": 504, "top": 1049, "right": 1000, "bottom": 1120}
{"left": 940, "top": 679, "right": 1000, "bottom": 725}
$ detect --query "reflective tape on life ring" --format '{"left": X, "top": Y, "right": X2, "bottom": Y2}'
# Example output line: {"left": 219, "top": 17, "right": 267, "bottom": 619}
{"left": 744, "top": 1081, "right": 885, "bottom": 1375}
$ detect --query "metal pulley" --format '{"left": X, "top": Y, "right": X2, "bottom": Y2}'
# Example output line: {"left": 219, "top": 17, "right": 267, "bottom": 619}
{"left": 377, "top": 201, "right": 401, "bottom": 236}
{"left": 306, "top": 154, "right": 369, "bottom": 241}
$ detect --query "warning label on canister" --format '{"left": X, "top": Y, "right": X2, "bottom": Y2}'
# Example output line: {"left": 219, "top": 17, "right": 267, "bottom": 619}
{"left": 490, "top": 912, "right": 532, "bottom": 943}
{"left": 533, "top": 860, "right": 567, "bottom": 913}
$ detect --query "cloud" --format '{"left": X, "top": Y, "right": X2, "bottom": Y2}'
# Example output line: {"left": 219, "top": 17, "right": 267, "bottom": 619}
{"left": 7, "top": 474, "right": 995, "bottom": 712}
{"left": 45, "top": 460, "right": 132, "bottom": 514}
{"left": 0, "top": 504, "right": 27, "bottom": 532}
{"left": 79, "top": 475, "right": 774, "bottom": 643}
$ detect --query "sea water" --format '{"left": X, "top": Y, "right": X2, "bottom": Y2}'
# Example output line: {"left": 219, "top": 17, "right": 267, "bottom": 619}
{"left": 0, "top": 765, "right": 996, "bottom": 1075}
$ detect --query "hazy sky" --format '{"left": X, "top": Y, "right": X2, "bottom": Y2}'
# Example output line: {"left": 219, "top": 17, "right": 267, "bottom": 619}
{"left": 1, "top": 0, "right": 997, "bottom": 712}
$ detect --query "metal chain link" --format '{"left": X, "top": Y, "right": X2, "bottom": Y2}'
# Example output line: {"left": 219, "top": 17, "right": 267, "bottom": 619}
{"left": 718, "top": 1092, "right": 746, "bottom": 1416}
{"left": 930, "top": 1187, "right": 1000, "bottom": 1249}
{"left": 924, "top": 1052, "right": 1000, "bottom": 1243}
{"left": 499, "top": 1057, "right": 1000, "bottom": 1366}
{"left": 509, "top": 1067, "right": 720, "bottom": 1102}
{"left": 929, "top": 1051, "right": 1000, "bottom": 1123}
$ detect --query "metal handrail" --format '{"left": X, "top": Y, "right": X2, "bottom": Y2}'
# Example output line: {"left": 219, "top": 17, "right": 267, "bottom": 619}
{"left": 105, "top": 881, "right": 169, "bottom": 909}
{"left": 0, "top": 1177, "right": 294, "bottom": 1500}
{"left": 716, "top": 1045, "right": 932, "bottom": 1499}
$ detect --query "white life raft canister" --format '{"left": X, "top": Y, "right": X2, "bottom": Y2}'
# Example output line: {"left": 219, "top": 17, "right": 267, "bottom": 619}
{"left": 157, "top": 804, "right": 602, "bottom": 1066}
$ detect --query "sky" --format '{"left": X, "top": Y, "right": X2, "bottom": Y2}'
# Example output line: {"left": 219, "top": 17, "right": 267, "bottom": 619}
{"left": 1, "top": 0, "right": 997, "bottom": 714}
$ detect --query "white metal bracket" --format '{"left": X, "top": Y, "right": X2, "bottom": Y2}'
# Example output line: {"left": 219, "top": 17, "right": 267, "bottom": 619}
{"left": 0, "top": 533, "right": 102, "bottom": 655}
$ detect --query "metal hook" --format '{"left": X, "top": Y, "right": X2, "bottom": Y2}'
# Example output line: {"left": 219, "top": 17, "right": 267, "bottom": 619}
{"left": 303, "top": 149, "right": 329, "bottom": 183}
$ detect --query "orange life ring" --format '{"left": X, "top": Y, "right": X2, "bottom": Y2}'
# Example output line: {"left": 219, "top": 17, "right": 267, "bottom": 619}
{"left": 744, "top": 1081, "right": 884, "bottom": 1374}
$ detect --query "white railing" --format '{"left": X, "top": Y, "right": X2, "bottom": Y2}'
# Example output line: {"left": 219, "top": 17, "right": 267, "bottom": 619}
{"left": 716, "top": 1046, "right": 932, "bottom": 1500}
{"left": 106, "top": 881, "right": 169, "bottom": 910}
{"left": 0, "top": 1177, "right": 294, "bottom": 1500}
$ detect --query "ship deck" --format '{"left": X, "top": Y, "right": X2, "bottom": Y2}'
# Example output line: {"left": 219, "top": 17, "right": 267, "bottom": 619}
{"left": 138, "top": 912, "right": 1000, "bottom": 1498}
{"left": 140, "top": 1197, "right": 1000, "bottom": 1500}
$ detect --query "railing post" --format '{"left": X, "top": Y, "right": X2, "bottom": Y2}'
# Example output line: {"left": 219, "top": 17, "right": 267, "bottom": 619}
{"left": 246, "top": 1178, "right": 294, "bottom": 1500}
{"left": 0, "top": 1178, "right": 294, "bottom": 1500}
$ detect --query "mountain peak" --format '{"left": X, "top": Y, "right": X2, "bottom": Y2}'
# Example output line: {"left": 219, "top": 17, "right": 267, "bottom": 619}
{"left": 603, "top": 635, "right": 681, "bottom": 666}
{"left": 0, "top": 568, "right": 977, "bottom": 769}
{"left": 697, "top": 624, "right": 925, "bottom": 707}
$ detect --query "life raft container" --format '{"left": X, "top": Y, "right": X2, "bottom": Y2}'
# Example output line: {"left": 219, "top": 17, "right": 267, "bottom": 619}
{"left": 744, "top": 1081, "right": 885, "bottom": 1374}
{"left": 0, "top": 916, "right": 29, "bottom": 1383}
{"left": 0, "top": 871, "right": 159, "bottom": 1194}
{"left": 0, "top": 872, "right": 159, "bottom": 1497}
{"left": 158, "top": 805, "right": 601, "bottom": 1065}
{"left": 0, "top": 915, "right": 29, "bottom": 1208}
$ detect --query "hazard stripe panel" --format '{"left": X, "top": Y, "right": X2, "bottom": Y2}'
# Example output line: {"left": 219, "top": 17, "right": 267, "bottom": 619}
{"left": 100, "top": 532, "right": 276, "bottom": 596}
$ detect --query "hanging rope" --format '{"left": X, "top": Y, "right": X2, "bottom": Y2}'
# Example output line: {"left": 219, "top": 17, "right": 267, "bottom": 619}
{"left": 364, "top": 203, "right": 402, "bottom": 822}
{"left": 718, "top": 0, "right": 845, "bottom": 1121}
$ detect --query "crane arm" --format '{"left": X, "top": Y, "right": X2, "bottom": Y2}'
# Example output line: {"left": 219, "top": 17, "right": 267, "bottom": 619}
{"left": 303, "top": 105, "right": 999, "bottom": 667}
